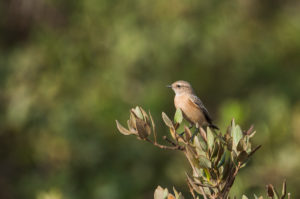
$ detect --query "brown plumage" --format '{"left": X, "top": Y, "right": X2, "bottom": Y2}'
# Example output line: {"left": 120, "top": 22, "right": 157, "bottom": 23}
{"left": 167, "top": 80, "right": 219, "bottom": 130}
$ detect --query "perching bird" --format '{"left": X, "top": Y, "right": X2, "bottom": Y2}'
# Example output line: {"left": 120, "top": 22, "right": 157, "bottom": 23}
{"left": 167, "top": 80, "right": 219, "bottom": 130}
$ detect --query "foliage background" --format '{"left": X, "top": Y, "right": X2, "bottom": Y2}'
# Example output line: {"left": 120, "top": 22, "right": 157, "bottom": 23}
{"left": 0, "top": 0, "right": 300, "bottom": 198}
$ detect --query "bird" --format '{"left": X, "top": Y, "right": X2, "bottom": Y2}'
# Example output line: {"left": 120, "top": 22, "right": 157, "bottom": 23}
{"left": 167, "top": 80, "right": 219, "bottom": 130}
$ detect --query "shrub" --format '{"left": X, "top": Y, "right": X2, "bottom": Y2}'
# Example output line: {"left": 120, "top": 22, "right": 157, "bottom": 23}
{"left": 116, "top": 106, "right": 290, "bottom": 199}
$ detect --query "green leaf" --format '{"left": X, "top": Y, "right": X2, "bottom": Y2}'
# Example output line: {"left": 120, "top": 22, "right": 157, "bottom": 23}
{"left": 129, "top": 112, "right": 137, "bottom": 129}
{"left": 242, "top": 195, "right": 248, "bottom": 199}
{"left": 281, "top": 179, "right": 287, "bottom": 199}
{"left": 198, "top": 155, "right": 212, "bottom": 168}
{"left": 186, "top": 174, "right": 203, "bottom": 195}
{"left": 203, "top": 168, "right": 211, "bottom": 182}
{"left": 199, "top": 127, "right": 207, "bottom": 142}
{"left": 177, "top": 193, "right": 184, "bottom": 199}
{"left": 237, "top": 139, "right": 245, "bottom": 151}
{"left": 173, "top": 187, "right": 179, "bottom": 198}
{"left": 134, "top": 106, "right": 144, "bottom": 119}
{"left": 173, "top": 187, "right": 185, "bottom": 199}
{"left": 231, "top": 150, "right": 238, "bottom": 164}
{"left": 185, "top": 147, "right": 202, "bottom": 176}
{"left": 116, "top": 120, "right": 134, "bottom": 135}
{"left": 207, "top": 127, "right": 214, "bottom": 152}
{"left": 203, "top": 187, "right": 211, "bottom": 195}
{"left": 184, "top": 126, "right": 192, "bottom": 141}
{"left": 237, "top": 151, "right": 248, "bottom": 163}
{"left": 227, "top": 138, "right": 233, "bottom": 151}
{"left": 217, "top": 151, "right": 226, "bottom": 168}
{"left": 175, "top": 119, "right": 189, "bottom": 134}
{"left": 174, "top": 108, "right": 183, "bottom": 123}
{"left": 267, "top": 184, "right": 279, "bottom": 199}
{"left": 245, "top": 140, "right": 252, "bottom": 153}
{"left": 215, "top": 145, "right": 224, "bottom": 167}
{"left": 127, "top": 120, "right": 136, "bottom": 133}
{"left": 185, "top": 146, "right": 198, "bottom": 165}
{"left": 149, "top": 111, "right": 156, "bottom": 134}
{"left": 154, "top": 186, "right": 168, "bottom": 199}
{"left": 162, "top": 112, "right": 174, "bottom": 128}
{"left": 232, "top": 125, "right": 243, "bottom": 148}
{"left": 140, "top": 107, "right": 150, "bottom": 124}
{"left": 211, "top": 141, "right": 219, "bottom": 158}
{"left": 222, "top": 157, "right": 233, "bottom": 180}
{"left": 249, "top": 130, "right": 256, "bottom": 138}
{"left": 194, "top": 134, "right": 207, "bottom": 151}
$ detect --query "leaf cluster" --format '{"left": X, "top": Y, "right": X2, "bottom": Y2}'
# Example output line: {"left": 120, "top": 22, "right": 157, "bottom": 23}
{"left": 116, "top": 106, "right": 291, "bottom": 199}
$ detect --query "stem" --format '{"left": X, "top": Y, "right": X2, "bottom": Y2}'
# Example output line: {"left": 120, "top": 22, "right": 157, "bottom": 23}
{"left": 199, "top": 186, "right": 208, "bottom": 199}
{"left": 194, "top": 182, "right": 219, "bottom": 189}
{"left": 163, "top": 136, "right": 177, "bottom": 146}
{"left": 187, "top": 180, "right": 196, "bottom": 199}
{"left": 219, "top": 162, "right": 241, "bottom": 198}
{"left": 153, "top": 126, "right": 157, "bottom": 144}
{"left": 145, "top": 138, "right": 184, "bottom": 151}
{"left": 214, "top": 170, "right": 222, "bottom": 193}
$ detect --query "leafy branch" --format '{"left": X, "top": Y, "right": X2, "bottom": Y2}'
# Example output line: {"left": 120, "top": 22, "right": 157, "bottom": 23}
{"left": 116, "top": 106, "right": 291, "bottom": 199}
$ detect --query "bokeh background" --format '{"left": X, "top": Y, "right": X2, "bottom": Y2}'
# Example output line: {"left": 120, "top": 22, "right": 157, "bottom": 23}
{"left": 1, "top": 0, "right": 300, "bottom": 198}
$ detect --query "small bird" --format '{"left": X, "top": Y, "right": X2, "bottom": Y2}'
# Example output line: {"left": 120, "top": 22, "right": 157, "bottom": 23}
{"left": 167, "top": 80, "right": 219, "bottom": 130}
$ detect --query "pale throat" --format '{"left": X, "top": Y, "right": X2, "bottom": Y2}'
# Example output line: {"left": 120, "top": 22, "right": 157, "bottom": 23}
{"left": 175, "top": 92, "right": 184, "bottom": 96}
{"left": 174, "top": 89, "right": 193, "bottom": 96}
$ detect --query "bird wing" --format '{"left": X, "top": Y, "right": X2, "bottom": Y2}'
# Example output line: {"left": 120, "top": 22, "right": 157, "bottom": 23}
{"left": 188, "top": 95, "right": 213, "bottom": 124}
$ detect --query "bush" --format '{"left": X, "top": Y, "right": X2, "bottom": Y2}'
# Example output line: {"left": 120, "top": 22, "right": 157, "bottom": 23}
{"left": 116, "top": 106, "right": 290, "bottom": 199}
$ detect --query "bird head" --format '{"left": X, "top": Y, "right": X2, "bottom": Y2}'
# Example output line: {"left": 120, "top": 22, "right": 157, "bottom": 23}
{"left": 167, "top": 80, "right": 194, "bottom": 95}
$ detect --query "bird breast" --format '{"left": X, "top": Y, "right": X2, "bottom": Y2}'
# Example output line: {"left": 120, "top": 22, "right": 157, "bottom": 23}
{"left": 174, "top": 94, "right": 206, "bottom": 125}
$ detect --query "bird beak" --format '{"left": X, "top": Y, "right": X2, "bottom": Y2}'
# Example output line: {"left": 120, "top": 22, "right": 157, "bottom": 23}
{"left": 166, "top": 85, "right": 172, "bottom": 88}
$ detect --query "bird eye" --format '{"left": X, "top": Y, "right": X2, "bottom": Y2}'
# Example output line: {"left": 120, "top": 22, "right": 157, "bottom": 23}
{"left": 177, "top": 84, "right": 181, "bottom": 88}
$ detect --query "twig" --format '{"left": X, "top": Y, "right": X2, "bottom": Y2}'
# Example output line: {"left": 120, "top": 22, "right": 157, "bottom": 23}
{"left": 199, "top": 186, "right": 208, "bottom": 199}
{"left": 163, "top": 136, "right": 177, "bottom": 146}
{"left": 248, "top": 145, "right": 262, "bottom": 157}
{"left": 153, "top": 129, "right": 157, "bottom": 143}
{"left": 194, "top": 182, "right": 219, "bottom": 189}
{"left": 214, "top": 170, "right": 222, "bottom": 193}
{"left": 219, "top": 162, "right": 241, "bottom": 198}
{"left": 145, "top": 138, "right": 184, "bottom": 151}
{"left": 187, "top": 180, "right": 196, "bottom": 199}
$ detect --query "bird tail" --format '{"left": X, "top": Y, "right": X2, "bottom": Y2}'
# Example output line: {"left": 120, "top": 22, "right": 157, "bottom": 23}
{"left": 209, "top": 123, "right": 219, "bottom": 130}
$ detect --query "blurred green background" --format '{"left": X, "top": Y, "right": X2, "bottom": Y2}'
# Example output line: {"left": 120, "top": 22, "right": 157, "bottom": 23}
{"left": 0, "top": 0, "right": 300, "bottom": 198}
